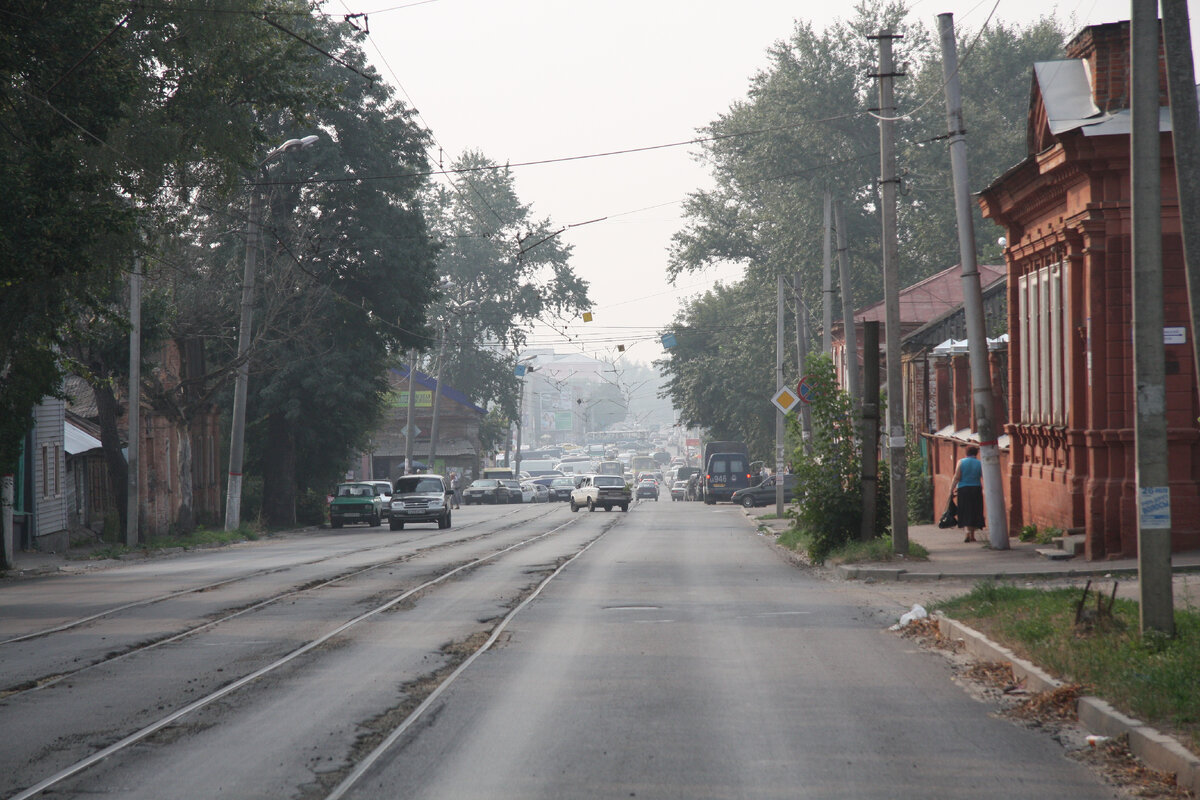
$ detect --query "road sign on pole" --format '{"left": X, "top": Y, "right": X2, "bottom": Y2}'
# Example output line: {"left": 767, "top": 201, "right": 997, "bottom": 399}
{"left": 771, "top": 386, "right": 801, "bottom": 415}
{"left": 797, "top": 375, "right": 816, "bottom": 405}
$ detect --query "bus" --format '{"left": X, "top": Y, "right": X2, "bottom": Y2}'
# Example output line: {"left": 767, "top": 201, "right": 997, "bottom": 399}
{"left": 630, "top": 456, "right": 658, "bottom": 476}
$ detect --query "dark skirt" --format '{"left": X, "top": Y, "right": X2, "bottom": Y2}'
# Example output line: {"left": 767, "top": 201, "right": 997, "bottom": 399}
{"left": 956, "top": 485, "right": 985, "bottom": 529}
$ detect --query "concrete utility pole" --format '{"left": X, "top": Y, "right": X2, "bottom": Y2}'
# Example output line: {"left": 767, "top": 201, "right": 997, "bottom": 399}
{"left": 938, "top": 14, "right": 1008, "bottom": 549}
{"left": 776, "top": 275, "right": 787, "bottom": 516}
{"left": 1163, "top": 0, "right": 1200, "bottom": 409}
{"left": 126, "top": 257, "right": 141, "bottom": 546}
{"left": 1131, "top": 2, "right": 1174, "bottom": 636}
{"left": 833, "top": 200, "right": 861, "bottom": 408}
{"left": 428, "top": 326, "right": 449, "bottom": 470}
{"left": 871, "top": 30, "right": 908, "bottom": 553}
{"left": 404, "top": 348, "right": 417, "bottom": 474}
{"left": 861, "top": 322, "right": 880, "bottom": 541}
{"left": 822, "top": 189, "right": 834, "bottom": 354}
{"left": 793, "top": 273, "right": 814, "bottom": 452}
{"left": 1, "top": 475, "right": 11, "bottom": 569}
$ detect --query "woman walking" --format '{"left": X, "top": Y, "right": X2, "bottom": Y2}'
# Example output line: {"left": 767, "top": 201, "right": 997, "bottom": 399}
{"left": 950, "top": 445, "right": 985, "bottom": 543}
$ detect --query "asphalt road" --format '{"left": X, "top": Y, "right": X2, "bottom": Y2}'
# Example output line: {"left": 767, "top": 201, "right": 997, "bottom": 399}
{"left": 0, "top": 498, "right": 1118, "bottom": 799}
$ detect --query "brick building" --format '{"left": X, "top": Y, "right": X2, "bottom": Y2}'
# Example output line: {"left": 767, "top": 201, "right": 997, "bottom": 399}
{"left": 977, "top": 21, "right": 1200, "bottom": 558}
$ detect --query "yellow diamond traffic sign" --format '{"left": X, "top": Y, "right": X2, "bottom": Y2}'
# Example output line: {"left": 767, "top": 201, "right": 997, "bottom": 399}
{"left": 771, "top": 386, "right": 800, "bottom": 415}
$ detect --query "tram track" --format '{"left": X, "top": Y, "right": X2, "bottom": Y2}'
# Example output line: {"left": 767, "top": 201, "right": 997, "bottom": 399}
{"left": 3, "top": 506, "right": 619, "bottom": 800}
{"left": 0, "top": 505, "right": 565, "bottom": 700}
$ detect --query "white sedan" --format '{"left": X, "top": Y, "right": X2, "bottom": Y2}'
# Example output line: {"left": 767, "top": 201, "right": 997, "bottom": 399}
{"left": 517, "top": 482, "right": 538, "bottom": 503}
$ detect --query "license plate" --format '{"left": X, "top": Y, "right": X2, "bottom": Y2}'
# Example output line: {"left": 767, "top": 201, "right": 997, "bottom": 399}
{"left": 404, "top": 508, "right": 423, "bottom": 514}
{"left": 712, "top": 482, "right": 725, "bottom": 488}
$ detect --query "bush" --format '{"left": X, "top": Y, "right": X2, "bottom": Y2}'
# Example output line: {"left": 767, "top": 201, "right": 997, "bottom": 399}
{"left": 789, "top": 355, "right": 889, "bottom": 562}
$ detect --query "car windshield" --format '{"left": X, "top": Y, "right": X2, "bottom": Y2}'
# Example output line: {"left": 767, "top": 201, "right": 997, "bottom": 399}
{"left": 394, "top": 477, "right": 444, "bottom": 494}
{"left": 594, "top": 476, "right": 625, "bottom": 487}
{"left": 336, "top": 484, "right": 374, "bottom": 497}
{"left": 551, "top": 478, "right": 575, "bottom": 487}
{"left": 471, "top": 480, "right": 498, "bottom": 487}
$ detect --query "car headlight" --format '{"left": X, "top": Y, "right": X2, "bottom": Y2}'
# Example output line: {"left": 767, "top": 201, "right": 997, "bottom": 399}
{"left": 428, "top": 497, "right": 444, "bottom": 508}
{"left": 391, "top": 501, "right": 404, "bottom": 510}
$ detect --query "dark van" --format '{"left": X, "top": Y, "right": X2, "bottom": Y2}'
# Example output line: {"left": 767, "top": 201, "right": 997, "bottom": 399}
{"left": 703, "top": 452, "right": 752, "bottom": 504}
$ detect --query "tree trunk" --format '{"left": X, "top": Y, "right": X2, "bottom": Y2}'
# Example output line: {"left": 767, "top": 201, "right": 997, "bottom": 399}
{"left": 94, "top": 383, "right": 128, "bottom": 537}
{"left": 261, "top": 411, "right": 296, "bottom": 528}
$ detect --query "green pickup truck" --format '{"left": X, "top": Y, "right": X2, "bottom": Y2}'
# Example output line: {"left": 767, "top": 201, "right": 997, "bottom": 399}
{"left": 329, "top": 482, "right": 384, "bottom": 528}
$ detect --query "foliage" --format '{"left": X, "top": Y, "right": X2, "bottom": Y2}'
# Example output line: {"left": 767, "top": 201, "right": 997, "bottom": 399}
{"left": 787, "top": 354, "right": 888, "bottom": 562}
{"left": 426, "top": 151, "right": 591, "bottom": 420}
{"left": 0, "top": 3, "right": 141, "bottom": 470}
{"left": 662, "top": 4, "right": 1066, "bottom": 451}
{"left": 655, "top": 272, "right": 782, "bottom": 459}
{"left": 936, "top": 583, "right": 1200, "bottom": 740}
{"left": 1017, "top": 524, "right": 1062, "bottom": 545}
{"left": 906, "top": 427, "right": 933, "bottom": 524}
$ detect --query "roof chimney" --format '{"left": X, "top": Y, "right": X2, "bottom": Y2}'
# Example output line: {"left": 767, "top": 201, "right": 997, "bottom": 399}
{"left": 1065, "top": 20, "right": 1168, "bottom": 114}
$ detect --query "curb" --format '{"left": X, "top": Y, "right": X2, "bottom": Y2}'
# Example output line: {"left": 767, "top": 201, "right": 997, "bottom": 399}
{"left": 839, "top": 563, "right": 1200, "bottom": 582}
{"left": 937, "top": 615, "right": 1200, "bottom": 794}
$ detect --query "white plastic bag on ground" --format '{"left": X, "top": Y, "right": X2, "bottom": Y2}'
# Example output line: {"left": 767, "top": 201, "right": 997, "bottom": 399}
{"left": 889, "top": 604, "right": 928, "bottom": 631}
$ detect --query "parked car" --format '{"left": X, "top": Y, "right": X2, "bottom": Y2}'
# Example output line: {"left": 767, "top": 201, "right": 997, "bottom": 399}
{"left": 570, "top": 474, "right": 631, "bottom": 512}
{"left": 670, "top": 480, "right": 688, "bottom": 501}
{"left": 388, "top": 474, "right": 453, "bottom": 530}
{"left": 523, "top": 481, "right": 550, "bottom": 503}
{"left": 329, "top": 482, "right": 384, "bottom": 528}
{"left": 548, "top": 476, "right": 578, "bottom": 502}
{"left": 463, "top": 479, "right": 510, "bottom": 505}
{"left": 365, "top": 480, "right": 393, "bottom": 519}
{"left": 635, "top": 479, "right": 659, "bottom": 500}
{"left": 731, "top": 473, "right": 798, "bottom": 508}
{"left": 500, "top": 479, "right": 525, "bottom": 503}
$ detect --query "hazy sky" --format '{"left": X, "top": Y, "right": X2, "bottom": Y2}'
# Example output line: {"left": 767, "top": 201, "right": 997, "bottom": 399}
{"left": 335, "top": 1, "right": 1195, "bottom": 365}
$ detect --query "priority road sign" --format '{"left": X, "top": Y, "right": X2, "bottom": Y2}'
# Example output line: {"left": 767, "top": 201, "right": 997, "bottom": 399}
{"left": 771, "top": 386, "right": 801, "bottom": 415}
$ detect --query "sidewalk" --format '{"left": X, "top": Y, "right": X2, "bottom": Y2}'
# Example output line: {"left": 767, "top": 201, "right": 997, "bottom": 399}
{"left": 751, "top": 514, "right": 1200, "bottom": 607}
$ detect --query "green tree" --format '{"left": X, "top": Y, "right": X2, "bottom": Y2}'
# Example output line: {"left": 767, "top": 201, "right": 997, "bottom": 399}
{"left": 0, "top": 3, "right": 140, "bottom": 474}
{"left": 656, "top": 273, "right": 783, "bottom": 461}
{"left": 426, "top": 152, "right": 591, "bottom": 421}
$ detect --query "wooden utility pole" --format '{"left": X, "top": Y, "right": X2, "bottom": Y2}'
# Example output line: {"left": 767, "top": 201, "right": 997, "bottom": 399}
{"left": 822, "top": 189, "right": 834, "bottom": 354}
{"left": 834, "top": 200, "right": 861, "bottom": 408}
{"left": 794, "top": 272, "right": 814, "bottom": 452}
{"left": 938, "top": 14, "right": 1008, "bottom": 549}
{"left": 871, "top": 30, "right": 907, "bottom": 554}
{"left": 1131, "top": 2, "right": 1174, "bottom": 636}
{"left": 861, "top": 322, "right": 880, "bottom": 541}
{"left": 776, "top": 275, "right": 786, "bottom": 516}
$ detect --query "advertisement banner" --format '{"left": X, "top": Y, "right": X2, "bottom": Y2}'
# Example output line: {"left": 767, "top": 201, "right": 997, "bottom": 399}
{"left": 555, "top": 411, "right": 574, "bottom": 431}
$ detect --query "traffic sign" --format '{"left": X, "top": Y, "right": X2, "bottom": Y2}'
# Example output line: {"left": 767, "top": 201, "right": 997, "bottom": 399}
{"left": 771, "top": 386, "right": 801, "bottom": 415}
{"left": 797, "top": 374, "right": 816, "bottom": 405}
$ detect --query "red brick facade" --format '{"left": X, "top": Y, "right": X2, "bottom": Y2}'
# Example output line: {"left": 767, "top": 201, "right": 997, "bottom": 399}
{"left": 978, "top": 21, "right": 1200, "bottom": 558}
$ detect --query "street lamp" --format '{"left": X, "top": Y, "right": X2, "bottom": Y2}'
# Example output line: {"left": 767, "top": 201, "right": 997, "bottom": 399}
{"left": 224, "top": 135, "right": 320, "bottom": 531}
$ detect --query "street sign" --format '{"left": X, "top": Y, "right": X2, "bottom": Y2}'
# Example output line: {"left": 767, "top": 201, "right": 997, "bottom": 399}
{"left": 401, "top": 425, "right": 423, "bottom": 439}
{"left": 771, "top": 386, "right": 801, "bottom": 415}
{"left": 797, "top": 374, "right": 816, "bottom": 405}
{"left": 661, "top": 333, "right": 677, "bottom": 348}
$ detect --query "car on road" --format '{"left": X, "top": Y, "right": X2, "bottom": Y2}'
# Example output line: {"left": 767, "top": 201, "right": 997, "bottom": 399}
{"left": 670, "top": 480, "right": 688, "bottom": 501}
{"left": 635, "top": 479, "right": 659, "bottom": 500}
{"left": 364, "top": 480, "right": 394, "bottom": 519}
{"left": 548, "top": 476, "right": 578, "bottom": 502}
{"left": 523, "top": 481, "right": 550, "bottom": 503}
{"left": 329, "top": 482, "right": 384, "bottom": 528}
{"left": 500, "top": 479, "right": 525, "bottom": 503}
{"left": 570, "top": 474, "right": 631, "bottom": 512}
{"left": 462, "top": 479, "right": 510, "bottom": 505}
{"left": 731, "top": 473, "right": 799, "bottom": 508}
{"left": 388, "top": 474, "right": 453, "bottom": 530}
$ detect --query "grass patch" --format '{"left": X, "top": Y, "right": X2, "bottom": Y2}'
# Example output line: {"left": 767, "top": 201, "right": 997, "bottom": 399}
{"left": 827, "top": 535, "right": 929, "bottom": 564}
{"left": 76, "top": 524, "right": 261, "bottom": 560}
{"left": 772, "top": 526, "right": 928, "bottom": 564}
{"left": 936, "top": 582, "right": 1200, "bottom": 750}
